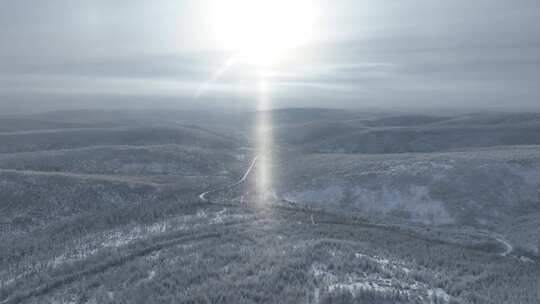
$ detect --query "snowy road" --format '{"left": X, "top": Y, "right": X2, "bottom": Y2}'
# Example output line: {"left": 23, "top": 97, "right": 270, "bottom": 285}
{"left": 476, "top": 229, "right": 514, "bottom": 257}
{"left": 199, "top": 156, "right": 258, "bottom": 203}
{"left": 493, "top": 234, "right": 513, "bottom": 257}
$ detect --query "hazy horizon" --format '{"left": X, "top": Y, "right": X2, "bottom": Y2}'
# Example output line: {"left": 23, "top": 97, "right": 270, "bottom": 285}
{"left": 2, "top": 0, "right": 540, "bottom": 114}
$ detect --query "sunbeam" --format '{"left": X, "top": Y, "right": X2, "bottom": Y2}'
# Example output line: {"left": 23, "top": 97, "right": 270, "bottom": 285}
{"left": 255, "top": 72, "right": 274, "bottom": 205}
{"left": 201, "top": 0, "right": 320, "bottom": 203}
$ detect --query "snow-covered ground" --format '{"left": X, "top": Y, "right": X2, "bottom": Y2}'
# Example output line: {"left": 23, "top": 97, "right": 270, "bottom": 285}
{"left": 311, "top": 251, "right": 452, "bottom": 303}
{"left": 277, "top": 146, "right": 540, "bottom": 226}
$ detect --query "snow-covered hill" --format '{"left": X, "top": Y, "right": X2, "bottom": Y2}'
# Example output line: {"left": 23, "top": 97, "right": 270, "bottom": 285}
{"left": 277, "top": 146, "right": 540, "bottom": 226}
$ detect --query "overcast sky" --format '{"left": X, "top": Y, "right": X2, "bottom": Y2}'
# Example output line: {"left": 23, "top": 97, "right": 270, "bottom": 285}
{"left": 1, "top": 0, "right": 539, "bottom": 114}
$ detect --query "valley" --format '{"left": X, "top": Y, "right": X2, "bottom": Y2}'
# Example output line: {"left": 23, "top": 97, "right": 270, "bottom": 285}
{"left": 1, "top": 109, "right": 540, "bottom": 303}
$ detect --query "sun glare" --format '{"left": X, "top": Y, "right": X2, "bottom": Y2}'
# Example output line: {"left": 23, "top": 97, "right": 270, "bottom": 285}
{"left": 210, "top": 0, "right": 319, "bottom": 67}
{"left": 206, "top": 0, "right": 320, "bottom": 205}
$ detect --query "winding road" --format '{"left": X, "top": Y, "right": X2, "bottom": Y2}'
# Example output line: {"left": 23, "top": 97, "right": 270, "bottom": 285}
{"left": 198, "top": 156, "right": 519, "bottom": 260}
{"left": 493, "top": 234, "right": 513, "bottom": 257}
{"left": 199, "top": 156, "right": 258, "bottom": 203}
{"left": 475, "top": 229, "right": 514, "bottom": 257}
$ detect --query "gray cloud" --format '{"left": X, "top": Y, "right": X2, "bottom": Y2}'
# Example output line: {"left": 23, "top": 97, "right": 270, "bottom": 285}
{"left": 1, "top": 0, "right": 539, "bottom": 114}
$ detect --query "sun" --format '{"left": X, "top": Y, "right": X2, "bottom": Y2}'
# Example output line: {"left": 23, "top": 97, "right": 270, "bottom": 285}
{"left": 210, "top": 0, "right": 319, "bottom": 67}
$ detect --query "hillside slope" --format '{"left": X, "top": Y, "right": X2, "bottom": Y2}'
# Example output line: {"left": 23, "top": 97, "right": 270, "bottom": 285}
{"left": 276, "top": 146, "right": 540, "bottom": 228}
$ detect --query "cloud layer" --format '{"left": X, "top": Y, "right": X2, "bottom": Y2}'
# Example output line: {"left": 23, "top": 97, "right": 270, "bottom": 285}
{"left": 1, "top": 0, "right": 539, "bottom": 114}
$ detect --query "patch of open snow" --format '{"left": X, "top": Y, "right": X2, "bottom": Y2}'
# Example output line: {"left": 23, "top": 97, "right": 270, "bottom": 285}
{"left": 147, "top": 251, "right": 161, "bottom": 261}
{"left": 197, "top": 209, "right": 207, "bottom": 218}
{"left": 520, "top": 256, "right": 534, "bottom": 263}
{"left": 325, "top": 274, "right": 451, "bottom": 303}
{"left": 48, "top": 248, "right": 99, "bottom": 268}
{"left": 354, "top": 252, "right": 390, "bottom": 265}
{"left": 328, "top": 281, "right": 394, "bottom": 295}
{"left": 312, "top": 252, "right": 452, "bottom": 303}
{"left": 311, "top": 264, "right": 338, "bottom": 284}
{"left": 148, "top": 222, "right": 168, "bottom": 233}
{"left": 428, "top": 288, "right": 451, "bottom": 303}
{"left": 354, "top": 252, "right": 414, "bottom": 275}
{"left": 102, "top": 231, "right": 138, "bottom": 248}
{"left": 211, "top": 208, "right": 227, "bottom": 224}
